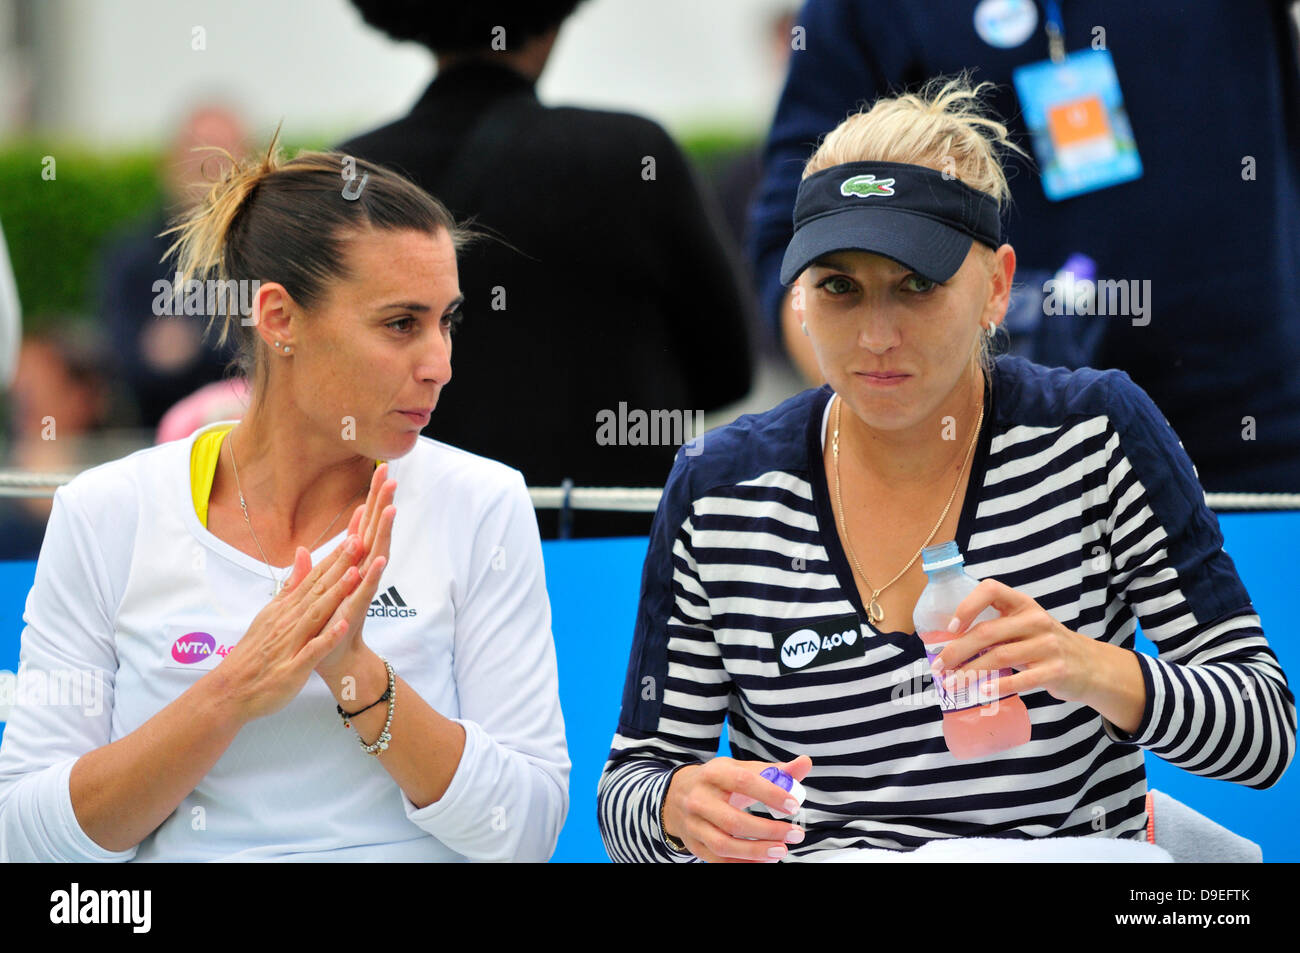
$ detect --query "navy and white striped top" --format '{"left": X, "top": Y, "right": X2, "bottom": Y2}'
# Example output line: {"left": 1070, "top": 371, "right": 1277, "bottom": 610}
{"left": 597, "top": 355, "right": 1296, "bottom": 862}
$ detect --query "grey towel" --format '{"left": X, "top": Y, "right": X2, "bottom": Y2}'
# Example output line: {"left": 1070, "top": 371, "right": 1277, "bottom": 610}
{"left": 1149, "top": 789, "right": 1263, "bottom": 863}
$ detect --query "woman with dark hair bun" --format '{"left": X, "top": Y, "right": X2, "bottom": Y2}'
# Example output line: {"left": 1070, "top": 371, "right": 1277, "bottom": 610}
{"left": 0, "top": 129, "right": 569, "bottom": 862}
{"left": 349, "top": 1, "right": 585, "bottom": 54}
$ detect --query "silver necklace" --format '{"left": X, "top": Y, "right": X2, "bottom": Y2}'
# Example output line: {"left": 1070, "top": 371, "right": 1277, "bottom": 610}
{"left": 226, "top": 432, "right": 367, "bottom": 596}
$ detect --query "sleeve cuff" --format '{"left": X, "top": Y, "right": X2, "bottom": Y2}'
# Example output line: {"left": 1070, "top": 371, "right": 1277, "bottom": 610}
{"left": 655, "top": 763, "right": 697, "bottom": 860}
{"left": 1101, "top": 651, "right": 1161, "bottom": 747}
{"left": 54, "top": 758, "right": 137, "bottom": 861}
{"left": 397, "top": 717, "right": 481, "bottom": 825}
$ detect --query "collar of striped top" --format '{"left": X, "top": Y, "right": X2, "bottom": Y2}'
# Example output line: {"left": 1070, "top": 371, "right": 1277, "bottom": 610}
{"left": 808, "top": 372, "right": 996, "bottom": 637}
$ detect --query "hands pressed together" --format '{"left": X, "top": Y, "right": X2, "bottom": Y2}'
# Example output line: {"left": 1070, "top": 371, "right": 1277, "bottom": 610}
{"left": 214, "top": 462, "right": 397, "bottom": 724}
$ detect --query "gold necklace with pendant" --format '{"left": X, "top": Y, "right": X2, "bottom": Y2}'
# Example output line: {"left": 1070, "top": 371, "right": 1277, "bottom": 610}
{"left": 831, "top": 392, "right": 983, "bottom": 626}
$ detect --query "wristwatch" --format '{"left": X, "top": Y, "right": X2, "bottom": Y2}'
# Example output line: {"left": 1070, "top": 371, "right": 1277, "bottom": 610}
{"left": 660, "top": 765, "right": 691, "bottom": 854}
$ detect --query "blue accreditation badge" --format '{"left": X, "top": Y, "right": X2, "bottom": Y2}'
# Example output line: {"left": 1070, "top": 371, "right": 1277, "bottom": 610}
{"left": 1013, "top": 48, "right": 1143, "bottom": 200}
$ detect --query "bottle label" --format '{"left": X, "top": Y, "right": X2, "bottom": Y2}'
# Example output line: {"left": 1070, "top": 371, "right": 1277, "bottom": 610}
{"left": 921, "top": 638, "right": 1012, "bottom": 713}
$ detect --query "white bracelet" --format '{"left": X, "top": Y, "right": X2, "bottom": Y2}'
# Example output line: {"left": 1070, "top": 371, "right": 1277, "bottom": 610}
{"left": 357, "top": 656, "right": 395, "bottom": 756}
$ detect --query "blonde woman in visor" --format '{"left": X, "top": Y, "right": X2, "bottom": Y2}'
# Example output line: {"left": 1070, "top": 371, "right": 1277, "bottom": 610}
{"left": 598, "top": 78, "right": 1293, "bottom": 863}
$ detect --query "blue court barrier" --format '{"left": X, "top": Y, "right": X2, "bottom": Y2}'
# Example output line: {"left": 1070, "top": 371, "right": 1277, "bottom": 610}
{"left": 1, "top": 512, "right": 1296, "bottom": 861}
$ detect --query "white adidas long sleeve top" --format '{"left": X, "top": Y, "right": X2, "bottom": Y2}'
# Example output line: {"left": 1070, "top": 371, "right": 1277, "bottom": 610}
{"left": 0, "top": 422, "right": 570, "bottom": 861}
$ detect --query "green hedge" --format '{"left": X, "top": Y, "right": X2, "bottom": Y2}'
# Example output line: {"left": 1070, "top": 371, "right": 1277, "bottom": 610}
{"left": 0, "top": 130, "right": 759, "bottom": 335}
{"left": 0, "top": 144, "right": 164, "bottom": 333}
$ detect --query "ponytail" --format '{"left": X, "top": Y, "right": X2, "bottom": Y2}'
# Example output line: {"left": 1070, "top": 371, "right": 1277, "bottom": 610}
{"left": 161, "top": 122, "right": 284, "bottom": 352}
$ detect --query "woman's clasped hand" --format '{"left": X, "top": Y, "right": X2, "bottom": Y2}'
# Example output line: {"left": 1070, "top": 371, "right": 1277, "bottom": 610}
{"left": 213, "top": 462, "right": 398, "bottom": 721}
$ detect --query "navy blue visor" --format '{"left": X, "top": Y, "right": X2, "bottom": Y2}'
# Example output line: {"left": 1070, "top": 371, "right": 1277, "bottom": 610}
{"left": 780, "top": 160, "right": 1002, "bottom": 286}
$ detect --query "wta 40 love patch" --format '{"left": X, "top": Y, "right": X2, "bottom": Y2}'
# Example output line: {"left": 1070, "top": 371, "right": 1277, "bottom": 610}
{"left": 772, "top": 613, "right": 866, "bottom": 674}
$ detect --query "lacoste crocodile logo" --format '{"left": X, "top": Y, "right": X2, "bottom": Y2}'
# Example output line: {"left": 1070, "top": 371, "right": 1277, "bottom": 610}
{"left": 840, "top": 174, "right": 896, "bottom": 197}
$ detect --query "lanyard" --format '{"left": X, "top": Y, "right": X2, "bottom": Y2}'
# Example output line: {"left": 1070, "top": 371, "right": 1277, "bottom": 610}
{"left": 1043, "top": 0, "right": 1066, "bottom": 63}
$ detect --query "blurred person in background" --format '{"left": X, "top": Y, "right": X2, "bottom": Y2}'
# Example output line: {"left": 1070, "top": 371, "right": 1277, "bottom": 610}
{"left": 748, "top": 0, "right": 1300, "bottom": 493}
{"left": 155, "top": 376, "right": 251, "bottom": 444}
{"left": 0, "top": 321, "right": 111, "bottom": 560}
{"left": 708, "top": 3, "right": 801, "bottom": 255}
{"left": 93, "top": 103, "right": 247, "bottom": 429}
{"left": 341, "top": 1, "right": 757, "bottom": 538}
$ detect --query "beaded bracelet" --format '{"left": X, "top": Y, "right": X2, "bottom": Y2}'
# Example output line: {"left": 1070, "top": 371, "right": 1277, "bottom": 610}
{"left": 341, "top": 656, "right": 396, "bottom": 756}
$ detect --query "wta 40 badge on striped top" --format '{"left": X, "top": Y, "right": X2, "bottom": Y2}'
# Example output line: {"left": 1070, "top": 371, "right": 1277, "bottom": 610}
{"left": 773, "top": 613, "right": 866, "bottom": 674}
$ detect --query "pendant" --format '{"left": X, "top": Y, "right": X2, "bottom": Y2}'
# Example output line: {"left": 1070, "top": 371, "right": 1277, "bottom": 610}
{"left": 868, "top": 598, "right": 884, "bottom": 624}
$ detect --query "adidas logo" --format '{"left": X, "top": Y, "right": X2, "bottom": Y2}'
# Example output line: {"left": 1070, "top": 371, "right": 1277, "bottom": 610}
{"left": 368, "top": 586, "right": 417, "bottom": 619}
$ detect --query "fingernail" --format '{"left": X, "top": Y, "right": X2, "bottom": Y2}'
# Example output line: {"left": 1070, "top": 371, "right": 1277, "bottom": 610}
{"left": 947, "top": 616, "right": 961, "bottom": 633}
{"left": 785, "top": 828, "right": 805, "bottom": 844}
{"left": 767, "top": 845, "right": 786, "bottom": 859}
{"left": 783, "top": 799, "right": 799, "bottom": 815}
{"left": 930, "top": 657, "right": 944, "bottom": 674}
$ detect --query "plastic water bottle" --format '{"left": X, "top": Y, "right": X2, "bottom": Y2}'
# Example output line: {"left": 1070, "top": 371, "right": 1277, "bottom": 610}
{"left": 912, "top": 541, "right": 1031, "bottom": 759}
